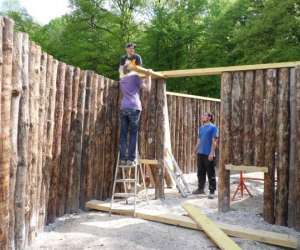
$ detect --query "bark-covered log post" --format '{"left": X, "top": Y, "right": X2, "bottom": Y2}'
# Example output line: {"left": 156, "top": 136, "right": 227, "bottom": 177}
{"left": 44, "top": 59, "right": 58, "bottom": 224}
{"left": 37, "top": 51, "right": 47, "bottom": 230}
{"left": 47, "top": 62, "right": 66, "bottom": 223}
{"left": 155, "top": 79, "right": 166, "bottom": 199}
{"left": 275, "top": 68, "right": 289, "bottom": 226}
{"left": 15, "top": 32, "right": 29, "bottom": 250}
{"left": 218, "top": 72, "right": 232, "bottom": 212}
{"left": 288, "top": 68, "right": 297, "bottom": 228}
{"left": 72, "top": 70, "right": 86, "bottom": 208}
{"left": 263, "top": 69, "right": 277, "bottom": 224}
{"left": 0, "top": 16, "right": 13, "bottom": 250}
{"left": 58, "top": 65, "right": 74, "bottom": 216}
{"left": 243, "top": 71, "right": 254, "bottom": 165}
{"left": 66, "top": 67, "right": 80, "bottom": 213}
{"left": 10, "top": 31, "right": 22, "bottom": 250}
{"left": 293, "top": 66, "right": 300, "bottom": 230}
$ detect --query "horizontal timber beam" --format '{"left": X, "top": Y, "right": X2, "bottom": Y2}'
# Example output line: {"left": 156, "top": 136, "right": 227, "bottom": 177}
{"left": 159, "top": 61, "right": 300, "bottom": 78}
{"left": 225, "top": 164, "right": 268, "bottom": 173}
{"left": 166, "top": 91, "right": 220, "bottom": 102}
{"left": 128, "top": 64, "right": 166, "bottom": 79}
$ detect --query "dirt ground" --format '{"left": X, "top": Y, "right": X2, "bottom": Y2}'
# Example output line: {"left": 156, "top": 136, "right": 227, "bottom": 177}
{"left": 29, "top": 172, "right": 300, "bottom": 250}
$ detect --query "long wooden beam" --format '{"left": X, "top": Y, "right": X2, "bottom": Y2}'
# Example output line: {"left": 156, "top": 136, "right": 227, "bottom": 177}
{"left": 85, "top": 200, "right": 299, "bottom": 249}
{"left": 166, "top": 91, "right": 220, "bottom": 102}
{"left": 159, "top": 61, "right": 300, "bottom": 78}
{"left": 225, "top": 164, "right": 268, "bottom": 173}
{"left": 128, "top": 64, "right": 166, "bottom": 79}
{"left": 182, "top": 203, "right": 241, "bottom": 250}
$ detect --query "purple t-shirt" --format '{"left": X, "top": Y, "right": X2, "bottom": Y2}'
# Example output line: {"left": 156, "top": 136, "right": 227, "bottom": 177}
{"left": 120, "top": 74, "right": 142, "bottom": 111}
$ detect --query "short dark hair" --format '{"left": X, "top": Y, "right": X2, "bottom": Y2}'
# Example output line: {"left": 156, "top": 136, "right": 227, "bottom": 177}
{"left": 125, "top": 43, "right": 136, "bottom": 49}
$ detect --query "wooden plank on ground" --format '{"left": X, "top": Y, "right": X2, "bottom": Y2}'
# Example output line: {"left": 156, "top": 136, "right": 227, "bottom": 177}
{"left": 225, "top": 164, "right": 268, "bottom": 173}
{"left": 85, "top": 200, "right": 299, "bottom": 249}
{"left": 182, "top": 203, "right": 241, "bottom": 250}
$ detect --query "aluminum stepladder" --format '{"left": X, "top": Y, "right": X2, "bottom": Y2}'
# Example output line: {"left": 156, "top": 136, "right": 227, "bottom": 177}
{"left": 164, "top": 149, "right": 191, "bottom": 197}
{"left": 110, "top": 148, "right": 149, "bottom": 216}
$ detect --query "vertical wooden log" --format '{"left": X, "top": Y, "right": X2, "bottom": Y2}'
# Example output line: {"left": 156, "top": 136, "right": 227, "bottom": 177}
{"left": 10, "top": 31, "right": 22, "bottom": 250}
{"left": 288, "top": 68, "right": 296, "bottom": 228}
{"left": 0, "top": 17, "right": 13, "bottom": 250}
{"left": 37, "top": 51, "right": 47, "bottom": 231}
{"left": 72, "top": 70, "right": 86, "bottom": 208}
{"left": 29, "top": 44, "right": 41, "bottom": 242}
{"left": 263, "top": 69, "right": 277, "bottom": 224}
{"left": 275, "top": 68, "right": 289, "bottom": 226}
{"left": 218, "top": 72, "right": 232, "bottom": 212}
{"left": 254, "top": 70, "right": 265, "bottom": 166}
{"left": 293, "top": 66, "right": 300, "bottom": 230}
{"left": 15, "top": 32, "right": 29, "bottom": 250}
{"left": 66, "top": 67, "right": 80, "bottom": 213}
{"left": 243, "top": 71, "right": 254, "bottom": 165}
{"left": 187, "top": 98, "right": 192, "bottom": 173}
{"left": 109, "top": 81, "right": 119, "bottom": 196}
{"left": 95, "top": 76, "right": 105, "bottom": 199}
{"left": 155, "top": 79, "right": 166, "bottom": 199}
{"left": 80, "top": 71, "right": 92, "bottom": 206}
{"left": 58, "top": 65, "right": 73, "bottom": 216}
{"left": 47, "top": 62, "right": 66, "bottom": 223}
{"left": 44, "top": 59, "right": 58, "bottom": 224}
{"left": 175, "top": 96, "right": 180, "bottom": 164}
{"left": 86, "top": 73, "right": 98, "bottom": 200}
{"left": 231, "top": 72, "right": 244, "bottom": 165}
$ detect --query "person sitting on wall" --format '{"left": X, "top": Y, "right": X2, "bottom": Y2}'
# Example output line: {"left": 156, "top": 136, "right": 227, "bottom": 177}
{"left": 193, "top": 112, "right": 219, "bottom": 199}
{"left": 118, "top": 60, "right": 149, "bottom": 166}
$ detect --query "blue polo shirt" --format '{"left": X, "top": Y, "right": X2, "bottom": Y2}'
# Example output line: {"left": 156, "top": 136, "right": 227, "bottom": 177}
{"left": 197, "top": 123, "right": 218, "bottom": 155}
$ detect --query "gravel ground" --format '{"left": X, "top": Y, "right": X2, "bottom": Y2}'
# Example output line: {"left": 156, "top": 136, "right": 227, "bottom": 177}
{"left": 29, "top": 172, "right": 300, "bottom": 250}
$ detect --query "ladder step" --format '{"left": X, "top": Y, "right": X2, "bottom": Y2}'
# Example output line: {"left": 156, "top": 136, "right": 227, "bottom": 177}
{"left": 113, "top": 193, "right": 136, "bottom": 198}
{"left": 118, "top": 164, "right": 137, "bottom": 168}
{"left": 115, "top": 179, "right": 136, "bottom": 183}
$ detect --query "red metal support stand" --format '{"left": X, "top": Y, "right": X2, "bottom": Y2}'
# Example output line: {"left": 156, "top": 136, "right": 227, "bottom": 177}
{"left": 232, "top": 171, "right": 253, "bottom": 201}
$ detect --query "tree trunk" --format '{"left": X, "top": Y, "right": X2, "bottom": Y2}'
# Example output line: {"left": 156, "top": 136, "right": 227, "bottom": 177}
{"left": 58, "top": 65, "right": 74, "bottom": 216}
{"left": 72, "top": 70, "right": 86, "bottom": 209}
{"left": 15, "top": 32, "right": 29, "bottom": 250}
{"left": 10, "top": 31, "right": 22, "bottom": 250}
{"left": 243, "top": 71, "right": 254, "bottom": 165}
{"left": 47, "top": 62, "right": 66, "bottom": 223}
{"left": 288, "top": 68, "right": 296, "bottom": 228}
{"left": 275, "top": 68, "right": 289, "bottom": 226}
{"left": 263, "top": 69, "right": 277, "bottom": 224}
{"left": 45, "top": 59, "right": 58, "bottom": 224}
{"left": 218, "top": 72, "right": 232, "bottom": 212}
{"left": 66, "top": 67, "right": 80, "bottom": 213}
{"left": 0, "top": 17, "right": 13, "bottom": 250}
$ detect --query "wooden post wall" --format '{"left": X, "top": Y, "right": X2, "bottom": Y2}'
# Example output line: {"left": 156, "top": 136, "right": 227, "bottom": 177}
{"left": 166, "top": 92, "right": 221, "bottom": 173}
{"left": 218, "top": 67, "right": 300, "bottom": 231}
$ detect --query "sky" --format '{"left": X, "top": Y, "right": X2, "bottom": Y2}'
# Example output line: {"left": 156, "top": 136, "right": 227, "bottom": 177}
{"left": 1, "top": 0, "right": 72, "bottom": 24}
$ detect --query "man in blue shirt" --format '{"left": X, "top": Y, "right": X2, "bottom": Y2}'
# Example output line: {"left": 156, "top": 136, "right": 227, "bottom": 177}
{"left": 193, "top": 112, "right": 219, "bottom": 199}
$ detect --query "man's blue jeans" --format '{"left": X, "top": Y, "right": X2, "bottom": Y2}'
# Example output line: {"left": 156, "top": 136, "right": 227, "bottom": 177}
{"left": 119, "top": 108, "right": 141, "bottom": 161}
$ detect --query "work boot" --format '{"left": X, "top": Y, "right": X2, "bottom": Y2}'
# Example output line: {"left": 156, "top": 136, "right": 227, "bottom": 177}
{"left": 119, "top": 159, "right": 127, "bottom": 166}
{"left": 127, "top": 160, "right": 137, "bottom": 167}
{"left": 192, "top": 188, "right": 205, "bottom": 195}
{"left": 208, "top": 191, "right": 215, "bottom": 199}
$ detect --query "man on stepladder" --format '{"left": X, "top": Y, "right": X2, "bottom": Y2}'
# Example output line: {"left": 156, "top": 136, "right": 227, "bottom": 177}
{"left": 118, "top": 43, "right": 147, "bottom": 166}
{"left": 193, "top": 112, "right": 219, "bottom": 199}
